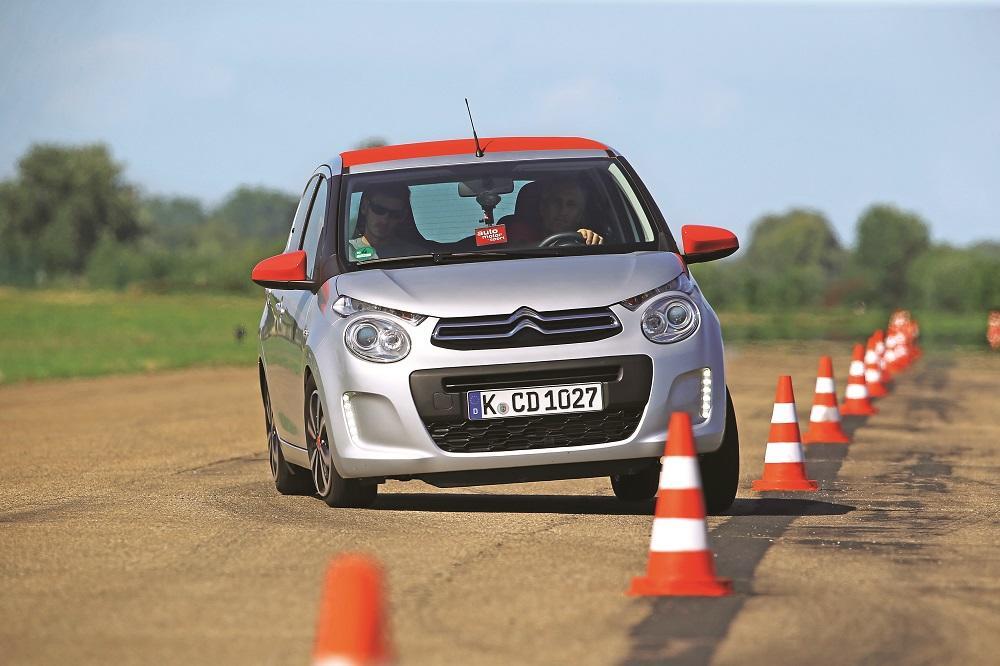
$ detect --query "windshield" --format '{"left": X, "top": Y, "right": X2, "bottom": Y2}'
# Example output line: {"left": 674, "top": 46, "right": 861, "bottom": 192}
{"left": 341, "top": 158, "right": 659, "bottom": 267}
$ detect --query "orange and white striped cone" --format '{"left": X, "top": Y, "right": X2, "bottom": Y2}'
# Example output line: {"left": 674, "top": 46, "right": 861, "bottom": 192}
{"left": 874, "top": 329, "right": 893, "bottom": 384}
{"left": 841, "top": 343, "right": 878, "bottom": 416}
{"left": 864, "top": 337, "right": 888, "bottom": 398}
{"left": 894, "top": 333, "right": 910, "bottom": 372}
{"left": 892, "top": 331, "right": 907, "bottom": 373}
{"left": 752, "top": 376, "right": 818, "bottom": 491}
{"left": 988, "top": 311, "right": 1000, "bottom": 350}
{"left": 313, "top": 554, "right": 394, "bottom": 666}
{"left": 802, "top": 356, "right": 851, "bottom": 444}
{"left": 884, "top": 334, "right": 898, "bottom": 374}
{"left": 629, "top": 411, "right": 732, "bottom": 597}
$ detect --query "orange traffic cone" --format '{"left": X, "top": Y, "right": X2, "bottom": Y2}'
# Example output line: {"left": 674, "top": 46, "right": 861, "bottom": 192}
{"left": 874, "top": 330, "right": 893, "bottom": 384}
{"left": 802, "top": 356, "right": 851, "bottom": 444}
{"left": 841, "top": 344, "right": 878, "bottom": 416}
{"left": 629, "top": 412, "right": 732, "bottom": 597}
{"left": 313, "top": 554, "right": 393, "bottom": 666}
{"left": 864, "top": 336, "right": 888, "bottom": 397}
{"left": 752, "top": 376, "right": 818, "bottom": 492}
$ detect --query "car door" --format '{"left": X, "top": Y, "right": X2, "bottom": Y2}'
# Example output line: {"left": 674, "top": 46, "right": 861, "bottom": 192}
{"left": 280, "top": 175, "right": 331, "bottom": 448}
{"left": 264, "top": 175, "right": 320, "bottom": 446}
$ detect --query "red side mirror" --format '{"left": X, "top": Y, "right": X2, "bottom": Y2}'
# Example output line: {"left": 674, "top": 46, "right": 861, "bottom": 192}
{"left": 680, "top": 225, "right": 739, "bottom": 264}
{"left": 251, "top": 250, "right": 310, "bottom": 289}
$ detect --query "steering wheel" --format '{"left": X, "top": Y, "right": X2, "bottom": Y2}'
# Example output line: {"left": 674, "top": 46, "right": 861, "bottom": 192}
{"left": 539, "top": 231, "right": 586, "bottom": 248}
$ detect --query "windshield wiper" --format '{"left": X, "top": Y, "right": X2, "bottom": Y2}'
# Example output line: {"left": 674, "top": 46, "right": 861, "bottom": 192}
{"left": 432, "top": 249, "right": 568, "bottom": 262}
{"left": 351, "top": 249, "right": 568, "bottom": 268}
{"left": 348, "top": 254, "right": 439, "bottom": 267}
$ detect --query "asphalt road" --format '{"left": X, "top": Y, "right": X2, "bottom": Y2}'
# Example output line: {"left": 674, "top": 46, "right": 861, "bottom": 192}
{"left": 2, "top": 344, "right": 998, "bottom": 665}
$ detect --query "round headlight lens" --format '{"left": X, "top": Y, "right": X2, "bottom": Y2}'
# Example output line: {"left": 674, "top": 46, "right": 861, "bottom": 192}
{"left": 640, "top": 296, "right": 700, "bottom": 344}
{"left": 667, "top": 304, "right": 690, "bottom": 327}
{"left": 642, "top": 311, "right": 667, "bottom": 337}
{"left": 353, "top": 324, "right": 379, "bottom": 350}
{"left": 345, "top": 317, "right": 411, "bottom": 362}
{"left": 381, "top": 329, "right": 403, "bottom": 351}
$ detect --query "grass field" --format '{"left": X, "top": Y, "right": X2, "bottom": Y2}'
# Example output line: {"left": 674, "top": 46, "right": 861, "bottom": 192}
{"left": 0, "top": 289, "right": 993, "bottom": 384}
{"left": 0, "top": 288, "right": 263, "bottom": 384}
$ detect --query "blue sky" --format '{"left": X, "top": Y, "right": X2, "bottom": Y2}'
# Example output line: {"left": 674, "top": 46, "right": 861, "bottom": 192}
{"left": 1, "top": 1, "right": 998, "bottom": 246}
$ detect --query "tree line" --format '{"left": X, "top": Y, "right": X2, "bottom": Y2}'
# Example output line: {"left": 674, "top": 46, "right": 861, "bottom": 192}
{"left": 1, "top": 142, "right": 997, "bottom": 312}
{"left": 692, "top": 207, "right": 999, "bottom": 312}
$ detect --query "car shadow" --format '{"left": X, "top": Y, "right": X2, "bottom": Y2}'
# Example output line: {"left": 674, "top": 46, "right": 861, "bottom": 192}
{"left": 370, "top": 492, "right": 655, "bottom": 515}
{"left": 370, "top": 493, "right": 854, "bottom": 518}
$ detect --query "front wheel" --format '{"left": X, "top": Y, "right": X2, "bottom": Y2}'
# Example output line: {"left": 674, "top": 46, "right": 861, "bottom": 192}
{"left": 698, "top": 387, "right": 740, "bottom": 514}
{"left": 305, "top": 379, "right": 377, "bottom": 508}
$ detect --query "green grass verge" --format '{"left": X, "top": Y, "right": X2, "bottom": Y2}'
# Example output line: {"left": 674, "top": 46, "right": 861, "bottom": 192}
{"left": 0, "top": 288, "right": 263, "bottom": 384}
{"left": 0, "top": 289, "right": 993, "bottom": 385}
{"left": 716, "top": 308, "right": 992, "bottom": 348}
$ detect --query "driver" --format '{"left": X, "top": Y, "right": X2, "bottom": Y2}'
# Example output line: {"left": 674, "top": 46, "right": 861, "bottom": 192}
{"left": 349, "top": 184, "right": 430, "bottom": 260}
{"left": 507, "top": 177, "right": 604, "bottom": 246}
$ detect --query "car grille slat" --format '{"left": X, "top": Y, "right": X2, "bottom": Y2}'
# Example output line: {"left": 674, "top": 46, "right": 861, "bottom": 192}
{"left": 441, "top": 366, "right": 620, "bottom": 392}
{"left": 432, "top": 306, "right": 622, "bottom": 350}
{"left": 427, "top": 408, "right": 644, "bottom": 453}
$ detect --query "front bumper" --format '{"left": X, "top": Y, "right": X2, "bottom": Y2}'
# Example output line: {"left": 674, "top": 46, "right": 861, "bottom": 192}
{"left": 302, "top": 303, "right": 728, "bottom": 480}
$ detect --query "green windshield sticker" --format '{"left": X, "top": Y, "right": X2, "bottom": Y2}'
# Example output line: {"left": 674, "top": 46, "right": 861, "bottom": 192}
{"left": 354, "top": 246, "right": 375, "bottom": 261}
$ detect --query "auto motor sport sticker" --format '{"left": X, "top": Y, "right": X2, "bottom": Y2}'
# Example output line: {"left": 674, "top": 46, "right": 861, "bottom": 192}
{"left": 475, "top": 224, "right": 508, "bottom": 246}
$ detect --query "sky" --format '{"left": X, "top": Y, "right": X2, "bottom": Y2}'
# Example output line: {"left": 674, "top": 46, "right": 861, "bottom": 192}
{"left": 1, "top": 0, "right": 998, "bottom": 247}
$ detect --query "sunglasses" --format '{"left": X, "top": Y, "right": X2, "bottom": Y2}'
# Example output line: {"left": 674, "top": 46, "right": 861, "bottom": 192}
{"left": 368, "top": 201, "right": 406, "bottom": 219}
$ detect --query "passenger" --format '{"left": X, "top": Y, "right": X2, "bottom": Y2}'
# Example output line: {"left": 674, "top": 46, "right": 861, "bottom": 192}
{"left": 349, "top": 184, "right": 429, "bottom": 260}
{"left": 507, "top": 177, "right": 604, "bottom": 246}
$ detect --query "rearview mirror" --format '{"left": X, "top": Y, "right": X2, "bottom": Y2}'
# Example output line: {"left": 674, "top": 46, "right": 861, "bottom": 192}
{"left": 458, "top": 176, "right": 515, "bottom": 197}
{"left": 680, "top": 225, "right": 739, "bottom": 264}
{"left": 251, "top": 250, "right": 312, "bottom": 289}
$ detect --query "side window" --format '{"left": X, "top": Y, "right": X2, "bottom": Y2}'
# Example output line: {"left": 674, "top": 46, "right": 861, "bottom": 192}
{"left": 285, "top": 175, "right": 321, "bottom": 253}
{"left": 302, "top": 177, "right": 329, "bottom": 277}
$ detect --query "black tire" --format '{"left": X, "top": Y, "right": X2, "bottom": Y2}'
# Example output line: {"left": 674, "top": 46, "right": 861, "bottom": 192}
{"left": 698, "top": 387, "right": 739, "bottom": 514}
{"left": 262, "top": 374, "right": 313, "bottom": 496}
{"left": 305, "top": 377, "right": 377, "bottom": 508}
{"left": 611, "top": 463, "right": 659, "bottom": 501}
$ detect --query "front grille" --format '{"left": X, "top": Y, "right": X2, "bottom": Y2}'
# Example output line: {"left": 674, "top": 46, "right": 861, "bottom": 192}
{"left": 432, "top": 306, "right": 621, "bottom": 350}
{"left": 441, "top": 365, "right": 620, "bottom": 393}
{"left": 428, "top": 407, "right": 644, "bottom": 453}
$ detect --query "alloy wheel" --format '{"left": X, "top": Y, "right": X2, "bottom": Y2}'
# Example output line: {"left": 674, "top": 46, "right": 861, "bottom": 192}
{"left": 307, "top": 389, "right": 333, "bottom": 497}
{"left": 264, "top": 388, "right": 282, "bottom": 481}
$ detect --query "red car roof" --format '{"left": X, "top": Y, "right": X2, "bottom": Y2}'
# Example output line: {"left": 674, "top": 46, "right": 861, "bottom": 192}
{"left": 340, "top": 136, "right": 609, "bottom": 167}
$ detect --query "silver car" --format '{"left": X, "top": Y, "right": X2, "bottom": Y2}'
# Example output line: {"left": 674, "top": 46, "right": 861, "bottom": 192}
{"left": 253, "top": 137, "right": 740, "bottom": 510}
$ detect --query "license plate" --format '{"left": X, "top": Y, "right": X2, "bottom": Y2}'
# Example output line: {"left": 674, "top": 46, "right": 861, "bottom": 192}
{"left": 467, "top": 383, "right": 604, "bottom": 420}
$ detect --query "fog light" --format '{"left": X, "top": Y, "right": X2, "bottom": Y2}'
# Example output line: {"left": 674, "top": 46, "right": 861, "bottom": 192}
{"left": 700, "top": 368, "right": 712, "bottom": 420}
{"left": 342, "top": 392, "right": 360, "bottom": 442}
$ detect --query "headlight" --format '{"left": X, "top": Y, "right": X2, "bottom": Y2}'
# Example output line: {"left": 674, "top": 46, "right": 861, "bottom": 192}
{"left": 641, "top": 295, "right": 700, "bottom": 343}
{"left": 332, "top": 295, "right": 426, "bottom": 325}
{"left": 345, "top": 317, "right": 411, "bottom": 362}
{"left": 619, "top": 273, "right": 695, "bottom": 311}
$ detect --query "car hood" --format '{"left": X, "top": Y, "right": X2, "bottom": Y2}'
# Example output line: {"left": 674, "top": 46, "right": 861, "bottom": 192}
{"left": 332, "top": 252, "right": 684, "bottom": 318}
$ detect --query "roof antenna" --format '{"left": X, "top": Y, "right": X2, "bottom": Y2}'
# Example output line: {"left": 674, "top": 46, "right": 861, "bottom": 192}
{"left": 465, "top": 98, "right": 485, "bottom": 157}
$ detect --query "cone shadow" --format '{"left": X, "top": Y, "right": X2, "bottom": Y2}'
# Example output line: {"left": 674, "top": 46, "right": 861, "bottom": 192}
{"left": 726, "top": 497, "right": 855, "bottom": 517}
{"left": 840, "top": 414, "right": 869, "bottom": 437}
{"left": 625, "top": 428, "right": 853, "bottom": 665}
